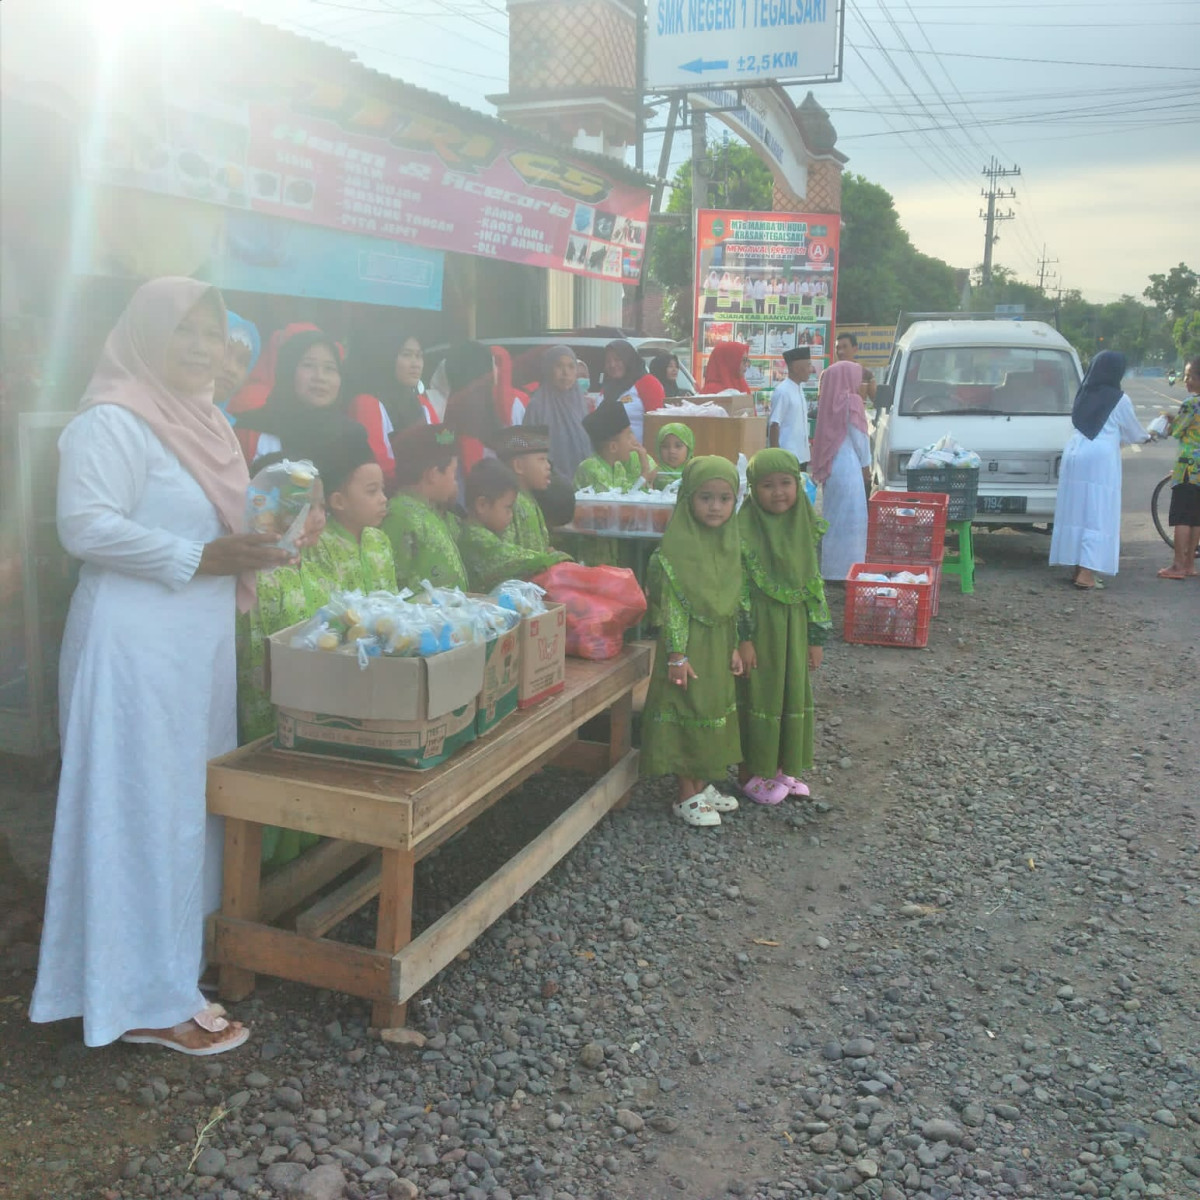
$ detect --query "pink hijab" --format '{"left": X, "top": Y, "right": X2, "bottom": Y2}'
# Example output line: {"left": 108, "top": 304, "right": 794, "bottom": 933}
{"left": 809, "top": 360, "right": 867, "bottom": 485}
{"left": 78, "top": 277, "right": 255, "bottom": 609}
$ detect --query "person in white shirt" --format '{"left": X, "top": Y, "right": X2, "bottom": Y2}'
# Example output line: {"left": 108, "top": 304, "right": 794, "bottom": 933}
{"left": 768, "top": 346, "right": 814, "bottom": 466}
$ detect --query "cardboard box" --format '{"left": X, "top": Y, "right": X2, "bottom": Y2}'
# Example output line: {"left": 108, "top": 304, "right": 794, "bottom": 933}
{"left": 477, "top": 627, "right": 520, "bottom": 735}
{"left": 269, "top": 622, "right": 486, "bottom": 768}
{"left": 276, "top": 704, "right": 476, "bottom": 770}
{"left": 644, "top": 411, "right": 766, "bottom": 463}
{"left": 518, "top": 603, "right": 566, "bottom": 708}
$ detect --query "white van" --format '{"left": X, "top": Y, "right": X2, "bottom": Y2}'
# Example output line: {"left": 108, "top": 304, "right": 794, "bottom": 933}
{"left": 871, "top": 319, "right": 1083, "bottom": 527}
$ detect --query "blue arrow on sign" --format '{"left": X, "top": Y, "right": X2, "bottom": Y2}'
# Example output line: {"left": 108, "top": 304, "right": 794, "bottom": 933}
{"left": 680, "top": 57, "right": 730, "bottom": 74}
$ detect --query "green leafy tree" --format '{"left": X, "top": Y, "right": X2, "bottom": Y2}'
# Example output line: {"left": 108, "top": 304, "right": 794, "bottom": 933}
{"left": 1175, "top": 311, "right": 1200, "bottom": 362}
{"left": 648, "top": 144, "right": 774, "bottom": 337}
{"left": 1143, "top": 263, "right": 1199, "bottom": 320}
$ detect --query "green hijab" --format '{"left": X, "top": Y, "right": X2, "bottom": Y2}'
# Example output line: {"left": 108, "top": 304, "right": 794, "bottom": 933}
{"left": 740, "top": 448, "right": 822, "bottom": 604}
{"left": 654, "top": 421, "right": 695, "bottom": 485}
{"left": 657, "top": 455, "right": 741, "bottom": 620}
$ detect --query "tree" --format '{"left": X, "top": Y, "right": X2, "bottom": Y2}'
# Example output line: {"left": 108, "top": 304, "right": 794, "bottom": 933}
{"left": 1175, "top": 311, "right": 1200, "bottom": 362}
{"left": 1143, "top": 263, "right": 1199, "bottom": 320}
{"left": 648, "top": 143, "right": 774, "bottom": 336}
{"left": 828, "top": 175, "right": 959, "bottom": 322}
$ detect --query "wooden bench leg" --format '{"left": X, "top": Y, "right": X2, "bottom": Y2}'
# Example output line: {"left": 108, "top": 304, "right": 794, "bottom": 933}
{"left": 218, "top": 818, "right": 262, "bottom": 1002}
{"left": 609, "top": 691, "right": 635, "bottom": 811}
{"left": 371, "top": 847, "right": 415, "bottom": 1029}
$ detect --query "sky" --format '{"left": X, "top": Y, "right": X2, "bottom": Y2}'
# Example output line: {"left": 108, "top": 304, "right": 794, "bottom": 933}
{"left": 219, "top": 0, "right": 1200, "bottom": 303}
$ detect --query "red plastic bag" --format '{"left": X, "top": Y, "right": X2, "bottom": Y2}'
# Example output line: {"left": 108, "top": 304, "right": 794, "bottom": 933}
{"left": 530, "top": 563, "right": 647, "bottom": 660}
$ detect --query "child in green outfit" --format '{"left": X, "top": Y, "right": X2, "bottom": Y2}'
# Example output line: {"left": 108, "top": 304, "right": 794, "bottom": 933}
{"left": 459, "top": 458, "right": 570, "bottom": 591}
{"left": 653, "top": 421, "right": 694, "bottom": 490}
{"left": 573, "top": 397, "right": 658, "bottom": 567}
{"left": 382, "top": 423, "right": 469, "bottom": 592}
{"left": 490, "top": 423, "right": 574, "bottom": 557}
{"left": 237, "top": 424, "right": 397, "bottom": 868}
{"left": 735, "top": 448, "right": 830, "bottom": 805}
{"left": 641, "top": 456, "right": 747, "bottom": 827}
{"left": 574, "top": 396, "right": 658, "bottom": 491}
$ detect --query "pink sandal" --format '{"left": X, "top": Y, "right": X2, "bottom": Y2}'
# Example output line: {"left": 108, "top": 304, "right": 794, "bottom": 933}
{"left": 743, "top": 776, "right": 789, "bottom": 805}
{"left": 774, "top": 771, "right": 811, "bottom": 797}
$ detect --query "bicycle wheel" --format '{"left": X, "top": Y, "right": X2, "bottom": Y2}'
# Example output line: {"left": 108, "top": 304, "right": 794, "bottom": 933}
{"left": 1151, "top": 474, "right": 1173, "bottom": 549}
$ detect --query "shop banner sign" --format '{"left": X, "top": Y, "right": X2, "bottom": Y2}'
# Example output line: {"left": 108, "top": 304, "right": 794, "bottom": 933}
{"left": 693, "top": 208, "right": 839, "bottom": 397}
{"left": 834, "top": 323, "right": 894, "bottom": 372}
{"left": 72, "top": 187, "right": 444, "bottom": 310}
{"left": 80, "top": 73, "right": 651, "bottom": 284}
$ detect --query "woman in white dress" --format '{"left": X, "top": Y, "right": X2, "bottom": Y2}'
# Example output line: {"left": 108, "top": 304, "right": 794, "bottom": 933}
{"left": 811, "top": 360, "right": 870, "bottom": 580}
{"left": 30, "top": 278, "right": 295, "bottom": 1053}
{"left": 1049, "top": 350, "right": 1149, "bottom": 589}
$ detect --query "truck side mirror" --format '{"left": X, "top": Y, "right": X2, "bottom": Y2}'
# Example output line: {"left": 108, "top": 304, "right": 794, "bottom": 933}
{"left": 875, "top": 383, "right": 894, "bottom": 410}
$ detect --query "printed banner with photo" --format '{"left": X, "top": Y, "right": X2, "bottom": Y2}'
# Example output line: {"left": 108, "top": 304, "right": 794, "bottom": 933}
{"left": 41, "top": 23, "right": 652, "bottom": 285}
{"left": 693, "top": 209, "right": 840, "bottom": 398}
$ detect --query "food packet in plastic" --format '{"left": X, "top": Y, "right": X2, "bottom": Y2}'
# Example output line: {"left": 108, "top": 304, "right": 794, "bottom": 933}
{"left": 490, "top": 579, "right": 548, "bottom": 617}
{"left": 246, "top": 458, "right": 318, "bottom": 553}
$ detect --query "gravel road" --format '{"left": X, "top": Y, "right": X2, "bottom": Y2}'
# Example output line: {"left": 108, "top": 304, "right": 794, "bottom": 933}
{"left": 1, "top": 378, "right": 1195, "bottom": 1200}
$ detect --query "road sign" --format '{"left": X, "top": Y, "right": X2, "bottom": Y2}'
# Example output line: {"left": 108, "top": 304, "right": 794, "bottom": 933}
{"left": 645, "top": 0, "right": 845, "bottom": 92}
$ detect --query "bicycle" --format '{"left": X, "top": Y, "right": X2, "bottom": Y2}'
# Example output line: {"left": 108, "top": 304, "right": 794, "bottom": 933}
{"left": 1151, "top": 472, "right": 1200, "bottom": 556}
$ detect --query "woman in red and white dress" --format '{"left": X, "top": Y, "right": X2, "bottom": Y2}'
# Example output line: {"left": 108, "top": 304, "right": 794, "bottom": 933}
{"left": 599, "top": 339, "right": 664, "bottom": 445}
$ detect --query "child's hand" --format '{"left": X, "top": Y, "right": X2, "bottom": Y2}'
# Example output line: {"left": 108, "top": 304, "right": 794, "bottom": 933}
{"left": 808, "top": 645, "right": 823, "bottom": 671}
{"left": 730, "top": 648, "right": 745, "bottom": 676}
{"left": 667, "top": 656, "right": 697, "bottom": 690}
{"left": 738, "top": 640, "right": 757, "bottom": 671}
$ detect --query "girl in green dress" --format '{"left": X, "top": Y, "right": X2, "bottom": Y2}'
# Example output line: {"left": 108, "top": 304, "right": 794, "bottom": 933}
{"left": 382, "top": 423, "right": 469, "bottom": 591}
{"left": 653, "top": 421, "right": 694, "bottom": 490}
{"left": 641, "top": 456, "right": 747, "bottom": 827}
{"left": 735, "top": 448, "right": 830, "bottom": 805}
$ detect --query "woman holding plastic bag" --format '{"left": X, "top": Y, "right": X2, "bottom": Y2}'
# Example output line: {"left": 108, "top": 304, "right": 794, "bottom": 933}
{"left": 30, "top": 278, "right": 299, "bottom": 1054}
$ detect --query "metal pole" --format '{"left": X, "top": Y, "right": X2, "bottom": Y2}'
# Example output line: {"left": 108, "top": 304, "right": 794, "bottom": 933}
{"left": 634, "top": 0, "right": 646, "bottom": 171}
{"left": 650, "top": 96, "right": 681, "bottom": 213}
{"left": 690, "top": 100, "right": 708, "bottom": 214}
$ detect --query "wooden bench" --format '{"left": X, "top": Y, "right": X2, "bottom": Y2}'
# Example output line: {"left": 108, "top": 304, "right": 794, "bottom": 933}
{"left": 206, "top": 646, "right": 650, "bottom": 1028}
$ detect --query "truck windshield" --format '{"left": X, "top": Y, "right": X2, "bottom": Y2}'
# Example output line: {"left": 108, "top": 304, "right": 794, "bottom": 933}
{"left": 899, "top": 347, "right": 1077, "bottom": 416}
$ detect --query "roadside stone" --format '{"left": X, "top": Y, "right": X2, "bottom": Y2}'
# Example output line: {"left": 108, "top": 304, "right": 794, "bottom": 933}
{"left": 843, "top": 1037, "right": 875, "bottom": 1057}
{"left": 615, "top": 1108, "right": 645, "bottom": 1133}
{"left": 921, "top": 1118, "right": 963, "bottom": 1145}
{"left": 286, "top": 1164, "right": 346, "bottom": 1200}
{"left": 579, "top": 1042, "right": 605, "bottom": 1069}
{"left": 193, "top": 1148, "right": 226, "bottom": 1177}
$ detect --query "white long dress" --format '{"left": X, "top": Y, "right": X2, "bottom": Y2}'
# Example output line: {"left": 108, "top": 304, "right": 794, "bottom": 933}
{"left": 1049, "top": 395, "right": 1148, "bottom": 577}
{"left": 820, "top": 426, "right": 872, "bottom": 580}
{"left": 30, "top": 405, "right": 236, "bottom": 1047}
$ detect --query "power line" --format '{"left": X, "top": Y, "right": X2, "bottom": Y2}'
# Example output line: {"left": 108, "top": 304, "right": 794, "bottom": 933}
{"left": 846, "top": 43, "right": 1200, "bottom": 71}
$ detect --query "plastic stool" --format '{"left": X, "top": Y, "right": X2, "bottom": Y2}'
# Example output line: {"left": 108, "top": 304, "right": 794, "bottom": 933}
{"left": 941, "top": 519, "right": 975, "bottom": 594}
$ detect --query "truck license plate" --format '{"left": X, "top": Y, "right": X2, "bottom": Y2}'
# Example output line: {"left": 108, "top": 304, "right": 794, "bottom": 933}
{"left": 977, "top": 495, "right": 1028, "bottom": 514}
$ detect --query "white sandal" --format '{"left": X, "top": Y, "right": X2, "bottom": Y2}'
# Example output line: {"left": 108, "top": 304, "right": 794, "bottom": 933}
{"left": 700, "top": 784, "right": 739, "bottom": 813}
{"left": 672, "top": 794, "right": 722, "bottom": 826}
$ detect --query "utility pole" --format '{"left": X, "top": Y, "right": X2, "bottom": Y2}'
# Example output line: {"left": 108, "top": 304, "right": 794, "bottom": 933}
{"left": 979, "top": 157, "right": 1019, "bottom": 286}
{"left": 1036, "top": 244, "right": 1059, "bottom": 294}
{"left": 690, "top": 101, "right": 708, "bottom": 214}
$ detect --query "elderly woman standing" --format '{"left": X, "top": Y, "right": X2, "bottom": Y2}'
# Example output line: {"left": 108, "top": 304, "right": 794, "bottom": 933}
{"left": 1049, "top": 350, "right": 1149, "bottom": 590}
{"left": 30, "top": 278, "right": 293, "bottom": 1053}
{"left": 525, "top": 344, "right": 593, "bottom": 482}
{"left": 810, "top": 359, "right": 869, "bottom": 580}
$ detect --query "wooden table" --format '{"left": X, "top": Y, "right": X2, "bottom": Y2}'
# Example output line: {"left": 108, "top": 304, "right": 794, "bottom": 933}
{"left": 206, "top": 645, "right": 650, "bottom": 1028}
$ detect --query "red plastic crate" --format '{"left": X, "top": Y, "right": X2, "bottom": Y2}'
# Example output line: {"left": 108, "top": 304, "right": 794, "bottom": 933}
{"left": 843, "top": 562, "right": 936, "bottom": 648}
{"left": 866, "top": 491, "right": 949, "bottom": 565}
{"left": 864, "top": 559, "right": 943, "bottom": 615}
